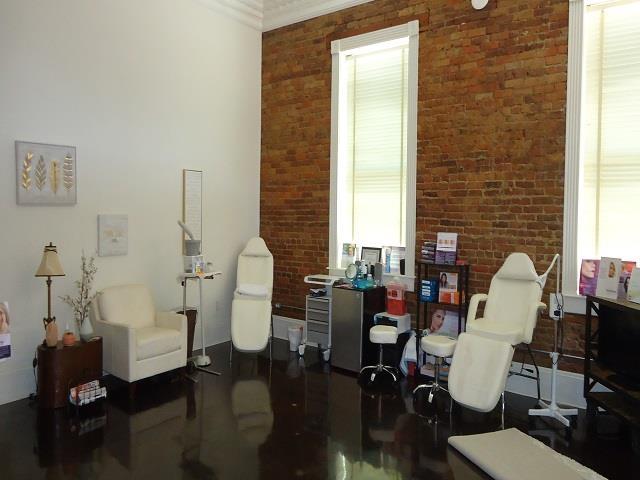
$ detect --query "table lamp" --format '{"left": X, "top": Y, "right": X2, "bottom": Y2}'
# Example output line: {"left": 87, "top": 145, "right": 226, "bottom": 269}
{"left": 35, "top": 243, "right": 65, "bottom": 330}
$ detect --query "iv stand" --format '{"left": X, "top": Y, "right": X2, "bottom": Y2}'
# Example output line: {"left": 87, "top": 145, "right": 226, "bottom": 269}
{"left": 528, "top": 254, "right": 578, "bottom": 427}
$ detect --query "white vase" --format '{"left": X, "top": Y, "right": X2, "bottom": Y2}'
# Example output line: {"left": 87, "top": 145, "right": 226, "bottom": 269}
{"left": 79, "top": 318, "right": 94, "bottom": 342}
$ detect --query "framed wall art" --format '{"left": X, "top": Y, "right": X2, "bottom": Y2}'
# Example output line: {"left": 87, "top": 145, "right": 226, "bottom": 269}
{"left": 98, "top": 214, "right": 128, "bottom": 257}
{"left": 15, "top": 141, "right": 77, "bottom": 205}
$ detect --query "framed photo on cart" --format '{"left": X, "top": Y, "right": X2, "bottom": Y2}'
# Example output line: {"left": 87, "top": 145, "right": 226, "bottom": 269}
{"left": 361, "top": 247, "right": 382, "bottom": 265}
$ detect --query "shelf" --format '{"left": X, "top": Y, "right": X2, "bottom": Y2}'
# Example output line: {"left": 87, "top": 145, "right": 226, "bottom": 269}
{"left": 586, "top": 391, "right": 640, "bottom": 428}
{"left": 418, "top": 261, "right": 469, "bottom": 269}
{"left": 418, "top": 300, "right": 467, "bottom": 308}
{"left": 587, "top": 295, "right": 640, "bottom": 313}
{"left": 589, "top": 362, "right": 640, "bottom": 404}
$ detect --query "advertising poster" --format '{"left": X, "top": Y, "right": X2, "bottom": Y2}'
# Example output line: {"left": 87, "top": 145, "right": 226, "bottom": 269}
{"left": 0, "top": 301, "right": 11, "bottom": 361}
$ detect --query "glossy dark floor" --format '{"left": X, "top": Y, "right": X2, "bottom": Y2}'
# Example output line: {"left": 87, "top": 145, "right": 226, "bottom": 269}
{"left": 1, "top": 339, "right": 638, "bottom": 479}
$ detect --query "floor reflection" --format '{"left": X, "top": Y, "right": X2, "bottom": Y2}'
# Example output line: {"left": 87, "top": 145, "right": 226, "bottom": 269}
{"left": 0, "top": 339, "right": 632, "bottom": 479}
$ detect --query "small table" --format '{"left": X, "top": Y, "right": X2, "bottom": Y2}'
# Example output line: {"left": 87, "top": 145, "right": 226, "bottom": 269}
{"left": 37, "top": 338, "right": 103, "bottom": 409}
{"left": 180, "top": 272, "right": 222, "bottom": 376}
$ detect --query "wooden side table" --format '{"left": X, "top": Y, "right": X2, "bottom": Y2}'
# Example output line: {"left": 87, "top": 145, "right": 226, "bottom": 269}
{"left": 37, "top": 338, "right": 103, "bottom": 409}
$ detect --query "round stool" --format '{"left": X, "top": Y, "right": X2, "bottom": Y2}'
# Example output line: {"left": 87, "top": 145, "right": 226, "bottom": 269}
{"left": 360, "top": 325, "right": 399, "bottom": 383}
{"left": 414, "top": 334, "right": 457, "bottom": 404}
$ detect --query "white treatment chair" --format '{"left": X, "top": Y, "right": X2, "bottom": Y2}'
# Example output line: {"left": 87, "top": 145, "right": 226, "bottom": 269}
{"left": 229, "top": 238, "right": 274, "bottom": 361}
{"left": 448, "top": 333, "right": 514, "bottom": 422}
{"left": 466, "top": 253, "right": 551, "bottom": 398}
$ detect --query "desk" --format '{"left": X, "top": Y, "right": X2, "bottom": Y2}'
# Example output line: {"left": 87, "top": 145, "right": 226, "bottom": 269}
{"left": 37, "top": 338, "right": 102, "bottom": 409}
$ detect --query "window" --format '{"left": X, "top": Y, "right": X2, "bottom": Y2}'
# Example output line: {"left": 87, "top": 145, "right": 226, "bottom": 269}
{"left": 563, "top": 0, "right": 640, "bottom": 301}
{"left": 329, "top": 22, "right": 419, "bottom": 281}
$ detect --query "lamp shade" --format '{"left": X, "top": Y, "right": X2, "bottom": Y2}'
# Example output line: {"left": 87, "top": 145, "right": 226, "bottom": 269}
{"left": 35, "top": 243, "right": 65, "bottom": 277}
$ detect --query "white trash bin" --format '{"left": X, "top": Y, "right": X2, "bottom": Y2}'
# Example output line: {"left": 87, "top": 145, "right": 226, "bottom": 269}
{"left": 288, "top": 326, "right": 303, "bottom": 352}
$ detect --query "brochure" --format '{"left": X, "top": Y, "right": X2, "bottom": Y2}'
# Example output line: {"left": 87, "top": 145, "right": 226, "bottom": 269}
{"left": 438, "top": 271, "right": 460, "bottom": 304}
{"left": 628, "top": 268, "right": 640, "bottom": 304}
{"left": 579, "top": 259, "right": 600, "bottom": 296}
{"left": 435, "top": 232, "right": 457, "bottom": 265}
{"left": 0, "top": 302, "right": 10, "bottom": 362}
{"left": 618, "top": 261, "right": 636, "bottom": 300}
{"left": 595, "top": 257, "right": 622, "bottom": 300}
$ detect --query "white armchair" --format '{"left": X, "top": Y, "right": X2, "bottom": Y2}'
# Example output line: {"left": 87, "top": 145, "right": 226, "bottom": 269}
{"left": 91, "top": 284, "right": 187, "bottom": 383}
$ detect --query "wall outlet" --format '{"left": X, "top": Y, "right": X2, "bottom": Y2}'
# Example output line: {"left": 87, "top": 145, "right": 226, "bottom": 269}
{"left": 548, "top": 293, "right": 561, "bottom": 320}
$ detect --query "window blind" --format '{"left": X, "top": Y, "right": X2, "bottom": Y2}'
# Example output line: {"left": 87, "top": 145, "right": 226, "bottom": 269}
{"left": 341, "top": 46, "right": 408, "bottom": 248}
{"left": 580, "top": 0, "right": 640, "bottom": 261}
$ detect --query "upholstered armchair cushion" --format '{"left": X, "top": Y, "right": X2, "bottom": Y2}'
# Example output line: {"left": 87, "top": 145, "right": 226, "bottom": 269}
{"left": 98, "top": 284, "right": 155, "bottom": 329}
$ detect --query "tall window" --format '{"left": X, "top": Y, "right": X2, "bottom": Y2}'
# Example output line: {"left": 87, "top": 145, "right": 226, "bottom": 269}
{"left": 564, "top": 0, "right": 640, "bottom": 298}
{"left": 329, "top": 22, "right": 418, "bottom": 279}
{"left": 579, "top": 0, "right": 640, "bottom": 262}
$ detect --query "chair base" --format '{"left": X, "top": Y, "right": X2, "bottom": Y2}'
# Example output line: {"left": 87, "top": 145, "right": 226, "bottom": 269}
{"left": 413, "top": 381, "right": 449, "bottom": 404}
{"left": 360, "top": 364, "right": 399, "bottom": 384}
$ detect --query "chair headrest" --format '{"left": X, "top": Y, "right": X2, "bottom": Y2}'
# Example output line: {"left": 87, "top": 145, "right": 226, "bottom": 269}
{"left": 241, "top": 237, "right": 272, "bottom": 258}
{"left": 494, "top": 253, "right": 539, "bottom": 282}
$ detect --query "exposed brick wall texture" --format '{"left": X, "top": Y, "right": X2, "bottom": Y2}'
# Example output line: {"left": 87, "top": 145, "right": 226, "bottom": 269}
{"left": 261, "top": 0, "right": 583, "bottom": 371}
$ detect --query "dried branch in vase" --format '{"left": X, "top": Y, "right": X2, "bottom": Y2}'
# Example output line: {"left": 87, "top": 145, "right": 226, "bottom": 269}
{"left": 60, "top": 253, "right": 98, "bottom": 333}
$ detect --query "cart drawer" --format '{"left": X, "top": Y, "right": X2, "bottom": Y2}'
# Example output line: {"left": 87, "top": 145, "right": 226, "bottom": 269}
{"left": 307, "top": 309, "right": 329, "bottom": 323}
{"left": 308, "top": 320, "right": 329, "bottom": 334}
{"left": 307, "top": 297, "right": 330, "bottom": 312}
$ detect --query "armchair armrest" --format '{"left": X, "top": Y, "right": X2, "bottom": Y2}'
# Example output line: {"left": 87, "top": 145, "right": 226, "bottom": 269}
{"left": 155, "top": 311, "right": 188, "bottom": 356}
{"left": 92, "top": 319, "right": 136, "bottom": 380}
{"left": 156, "top": 311, "right": 187, "bottom": 332}
{"left": 467, "top": 293, "right": 488, "bottom": 327}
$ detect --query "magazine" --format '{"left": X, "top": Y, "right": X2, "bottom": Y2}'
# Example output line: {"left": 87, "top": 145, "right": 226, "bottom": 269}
{"left": 0, "top": 302, "right": 10, "bottom": 362}
{"left": 595, "top": 257, "right": 622, "bottom": 300}
{"left": 618, "top": 261, "right": 636, "bottom": 300}
{"left": 341, "top": 243, "right": 356, "bottom": 268}
{"left": 435, "top": 232, "right": 457, "bottom": 265}
{"left": 579, "top": 259, "right": 600, "bottom": 296}
{"left": 438, "top": 271, "right": 459, "bottom": 304}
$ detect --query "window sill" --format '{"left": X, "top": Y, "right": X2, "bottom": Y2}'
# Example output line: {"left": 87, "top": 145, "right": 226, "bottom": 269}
{"left": 550, "top": 293, "right": 587, "bottom": 316}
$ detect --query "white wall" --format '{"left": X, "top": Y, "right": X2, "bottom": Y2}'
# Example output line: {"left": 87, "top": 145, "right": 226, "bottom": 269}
{"left": 0, "top": 0, "right": 262, "bottom": 405}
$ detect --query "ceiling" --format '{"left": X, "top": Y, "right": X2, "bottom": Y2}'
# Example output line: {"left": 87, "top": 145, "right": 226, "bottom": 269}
{"left": 196, "top": 0, "right": 375, "bottom": 31}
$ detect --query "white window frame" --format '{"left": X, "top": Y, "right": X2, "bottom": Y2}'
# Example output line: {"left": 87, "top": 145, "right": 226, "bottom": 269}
{"left": 562, "top": 0, "right": 586, "bottom": 314}
{"left": 328, "top": 21, "right": 419, "bottom": 290}
{"left": 563, "top": 0, "right": 640, "bottom": 313}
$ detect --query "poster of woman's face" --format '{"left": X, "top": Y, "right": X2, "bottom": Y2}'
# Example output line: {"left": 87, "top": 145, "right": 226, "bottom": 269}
{"left": 0, "top": 302, "right": 11, "bottom": 361}
{"left": 0, "top": 302, "right": 9, "bottom": 334}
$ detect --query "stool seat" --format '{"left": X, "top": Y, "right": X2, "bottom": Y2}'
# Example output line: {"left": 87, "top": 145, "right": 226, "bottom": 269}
{"left": 421, "top": 334, "right": 457, "bottom": 358}
{"left": 370, "top": 325, "right": 398, "bottom": 344}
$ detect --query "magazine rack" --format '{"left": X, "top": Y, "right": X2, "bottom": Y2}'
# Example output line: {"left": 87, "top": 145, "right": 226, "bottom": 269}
{"left": 414, "top": 261, "right": 470, "bottom": 372}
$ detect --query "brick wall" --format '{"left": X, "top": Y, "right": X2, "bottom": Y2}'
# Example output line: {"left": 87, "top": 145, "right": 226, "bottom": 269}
{"left": 261, "top": 0, "right": 584, "bottom": 371}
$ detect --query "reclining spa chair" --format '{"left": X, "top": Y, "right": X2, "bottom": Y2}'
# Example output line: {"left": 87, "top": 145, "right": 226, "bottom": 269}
{"left": 91, "top": 284, "right": 188, "bottom": 383}
{"left": 466, "top": 252, "right": 550, "bottom": 399}
{"left": 229, "top": 237, "right": 274, "bottom": 361}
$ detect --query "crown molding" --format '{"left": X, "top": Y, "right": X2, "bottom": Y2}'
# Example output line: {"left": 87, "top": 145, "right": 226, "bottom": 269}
{"left": 195, "top": 0, "right": 264, "bottom": 30}
{"left": 263, "top": 0, "right": 375, "bottom": 31}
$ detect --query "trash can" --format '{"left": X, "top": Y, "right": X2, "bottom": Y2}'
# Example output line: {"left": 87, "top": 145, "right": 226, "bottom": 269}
{"left": 288, "top": 326, "right": 303, "bottom": 352}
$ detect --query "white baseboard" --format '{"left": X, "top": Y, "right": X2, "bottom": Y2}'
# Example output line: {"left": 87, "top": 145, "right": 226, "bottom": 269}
{"left": 273, "top": 315, "right": 602, "bottom": 408}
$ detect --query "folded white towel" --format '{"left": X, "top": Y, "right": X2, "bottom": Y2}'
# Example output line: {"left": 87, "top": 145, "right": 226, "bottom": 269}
{"left": 237, "top": 283, "right": 269, "bottom": 297}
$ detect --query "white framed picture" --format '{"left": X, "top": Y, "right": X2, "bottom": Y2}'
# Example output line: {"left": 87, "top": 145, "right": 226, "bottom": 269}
{"left": 98, "top": 215, "right": 128, "bottom": 256}
{"left": 15, "top": 141, "right": 77, "bottom": 205}
{"left": 0, "top": 302, "right": 11, "bottom": 362}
